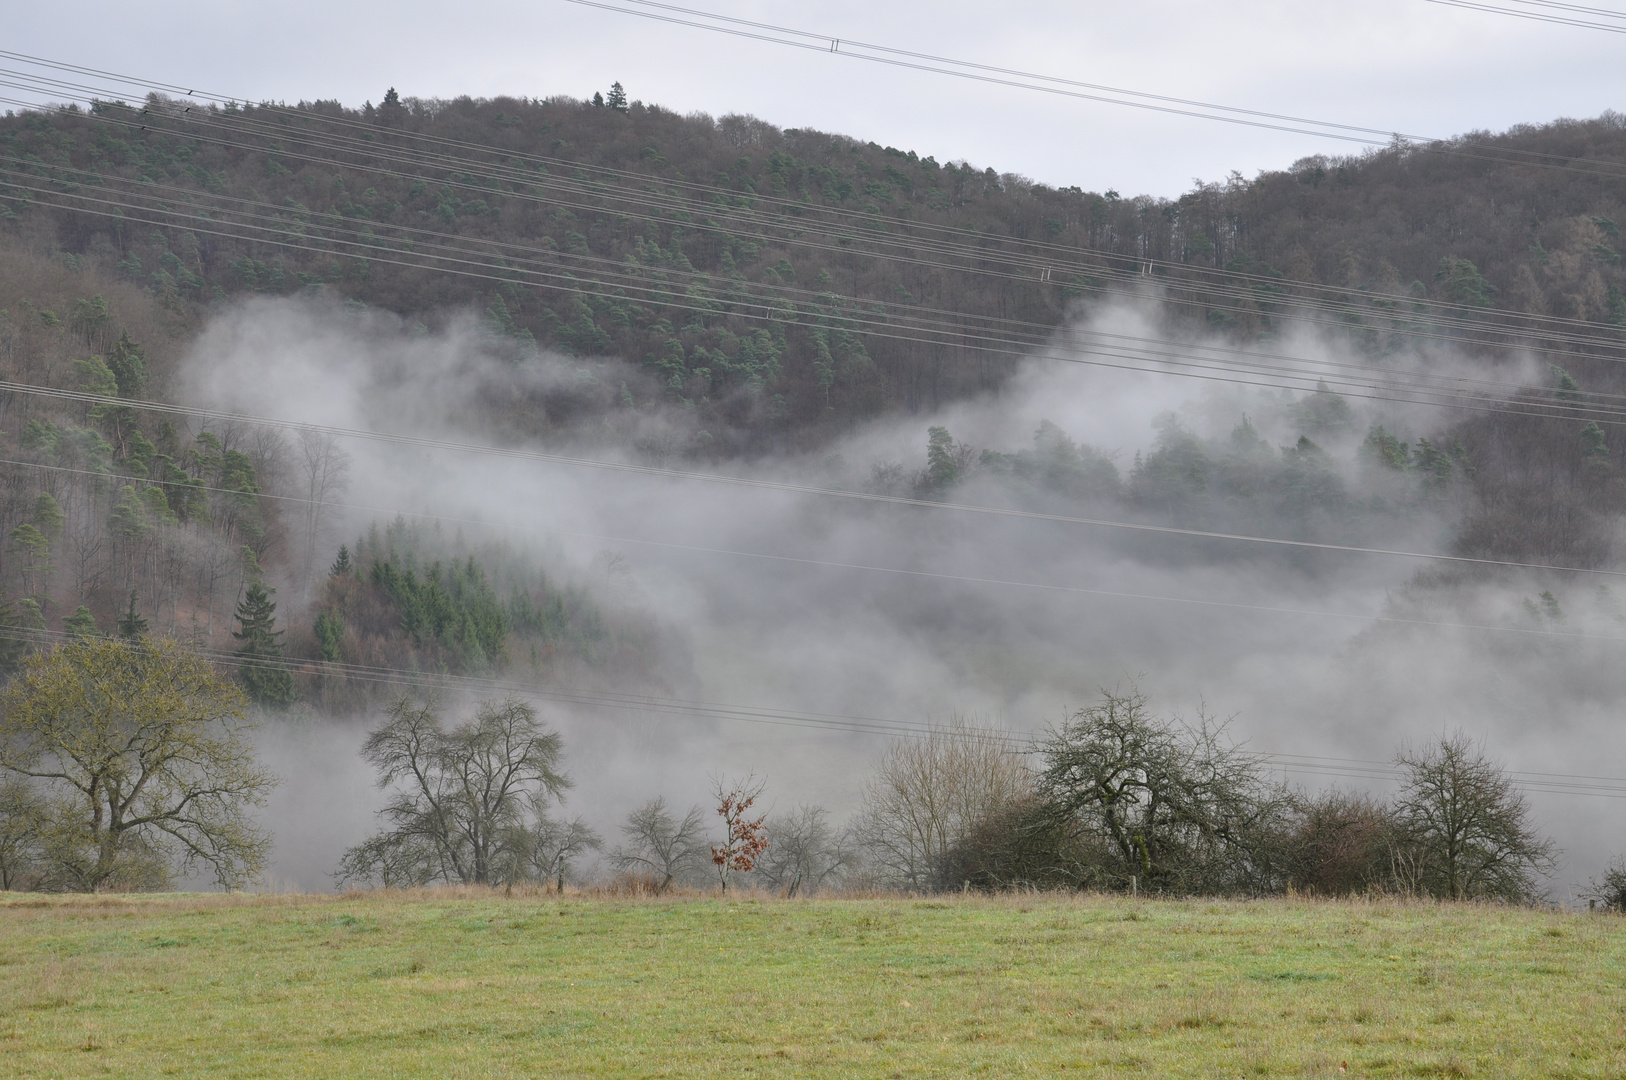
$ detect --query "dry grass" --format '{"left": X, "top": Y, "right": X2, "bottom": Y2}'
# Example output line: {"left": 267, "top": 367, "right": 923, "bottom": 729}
{"left": 2, "top": 888, "right": 1623, "bottom": 1077}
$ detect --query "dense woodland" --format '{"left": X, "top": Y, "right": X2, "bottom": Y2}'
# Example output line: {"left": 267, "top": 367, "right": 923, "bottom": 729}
{"left": 0, "top": 91, "right": 1618, "bottom": 701}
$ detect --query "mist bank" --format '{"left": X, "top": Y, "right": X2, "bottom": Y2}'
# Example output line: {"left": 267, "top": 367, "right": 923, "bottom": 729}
{"left": 143, "top": 295, "right": 1620, "bottom": 896}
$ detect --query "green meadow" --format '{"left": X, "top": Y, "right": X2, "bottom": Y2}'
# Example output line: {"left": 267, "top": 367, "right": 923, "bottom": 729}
{"left": 1, "top": 890, "right": 1623, "bottom": 1078}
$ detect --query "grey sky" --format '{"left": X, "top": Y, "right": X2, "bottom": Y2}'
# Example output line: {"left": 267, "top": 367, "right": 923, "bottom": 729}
{"left": 11, "top": 1, "right": 1623, "bottom": 195}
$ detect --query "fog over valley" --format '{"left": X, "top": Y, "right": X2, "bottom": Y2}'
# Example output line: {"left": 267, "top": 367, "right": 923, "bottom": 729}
{"left": 180, "top": 296, "right": 1624, "bottom": 894}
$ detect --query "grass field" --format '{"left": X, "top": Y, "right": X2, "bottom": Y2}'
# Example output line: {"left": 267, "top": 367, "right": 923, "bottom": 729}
{"left": 1, "top": 889, "right": 1623, "bottom": 1078}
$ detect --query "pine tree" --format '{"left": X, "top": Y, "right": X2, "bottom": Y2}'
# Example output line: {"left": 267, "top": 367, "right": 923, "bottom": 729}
{"left": 116, "top": 590, "right": 148, "bottom": 640}
{"left": 330, "top": 545, "right": 353, "bottom": 577}
{"left": 605, "top": 82, "right": 629, "bottom": 114}
{"left": 591, "top": 91, "right": 604, "bottom": 108}
{"left": 233, "top": 581, "right": 295, "bottom": 706}
{"left": 380, "top": 87, "right": 406, "bottom": 123}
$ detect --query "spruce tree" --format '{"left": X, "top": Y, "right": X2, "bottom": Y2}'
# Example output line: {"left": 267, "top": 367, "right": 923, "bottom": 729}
{"left": 330, "top": 545, "right": 353, "bottom": 577}
{"left": 63, "top": 605, "right": 98, "bottom": 640}
{"left": 107, "top": 332, "right": 147, "bottom": 398}
{"left": 233, "top": 581, "right": 295, "bottom": 707}
{"left": 116, "top": 590, "right": 148, "bottom": 640}
{"left": 605, "top": 82, "right": 628, "bottom": 114}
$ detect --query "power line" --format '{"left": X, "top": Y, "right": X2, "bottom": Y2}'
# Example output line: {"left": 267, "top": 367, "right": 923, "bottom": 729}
{"left": 4, "top": 55, "right": 1626, "bottom": 358}
{"left": 10, "top": 627, "right": 1626, "bottom": 799}
{"left": 12, "top": 155, "right": 1626, "bottom": 440}
{"left": 17, "top": 175, "right": 1626, "bottom": 481}
{"left": 4, "top": 374, "right": 1625, "bottom": 580}
{"left": 4, "top": 452, "right": 1620, "bottom": 647}
{"left": 1423, "top": 0, "right": 1626, "bottom": 31}
{"left": 559, "top": 0, "right": 1626, "bottom": 182}
{"left": 12, "top": 147, "right": 1626, "bottom": 424}
{"left": 560, "top": 0, "right": 1388, "bottom": 144}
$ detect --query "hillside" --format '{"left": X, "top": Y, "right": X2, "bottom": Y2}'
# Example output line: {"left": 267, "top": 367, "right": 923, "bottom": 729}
{"left": 4, "top": 93, "right": 1626, "bottom": 442}
{"left": 0, "top": 95, "right": 1623, "bottom": 702}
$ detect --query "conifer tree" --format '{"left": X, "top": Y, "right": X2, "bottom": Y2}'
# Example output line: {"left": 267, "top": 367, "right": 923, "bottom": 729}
{"left": 107, "top": 332, "right": 147, "bottom": 399}
{"left": 116, "top": 590, "right": 148, "bottom": 640}
{"left": 63, "top": 605, "right": 98, "bottom": 640}
{"left": 605, "top": 82, "right": 628, "bottom": 114}
{"left": 233, "top": 581, "right": 295, "bottom": 706}
{"left": 330, "top": 545, "right": 353, "bottom": 577}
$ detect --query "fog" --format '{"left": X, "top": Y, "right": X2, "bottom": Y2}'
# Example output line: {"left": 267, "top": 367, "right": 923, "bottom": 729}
{"left": 179, "top": 296, "right": 1626, "bottom": 896}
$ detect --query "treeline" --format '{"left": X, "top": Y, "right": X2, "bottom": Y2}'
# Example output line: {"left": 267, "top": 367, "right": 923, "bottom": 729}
{"left": 0, "top": 635, "right": 1618, "bottom": 906}
{"left": 301, "top": 519, "right": 660, "bottom": 713}
{"left": 326, "top": 686, "right": 1586, "bottom": 906}
{"left": 871, "top": 693, "right": 1555, "bottom": 902}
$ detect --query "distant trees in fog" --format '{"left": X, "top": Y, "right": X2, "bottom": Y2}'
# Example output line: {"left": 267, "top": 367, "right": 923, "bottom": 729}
{"left": 609, "top": 796, "right": 711, "bottom": 892}
{"left": 889, "top": 691, "right": 1563, "bottom": 905}
{"left": 849, "top": 723, "right": 1031, "bottom": 891}
{"left": 0, "top": 652, "right": 1579, "bottom": 905}
{"left": 756, "top": 805, "right": 849, "bottom": 897}
{"left": 336, "top": 694, "right": 583, "bottom": 888}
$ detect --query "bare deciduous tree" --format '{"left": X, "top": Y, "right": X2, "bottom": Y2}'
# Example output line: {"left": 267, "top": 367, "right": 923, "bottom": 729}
{"left": 1581, "top": 857, "right": 1626, "bottom": 912}
{"left": 756, "top": 804, "right": 849, "bottom": 896}
{"left": 337, "top": 695, "right": 570, "bottom": 887}
{"left": 851, "top": 722, "right": 1031, "bottom": 891}
{"left": 1388, "top": 731, "right": 1557, "bottom": 902}
{"left": 294, "top": 428, "right": 350, "bottom": 593}
{"left": 526, "top": 808, "right": 602, "bottom": 893}
{"left": 609, "top": 796, "right": 708, "bottom": 893}
{"left": 1037, "top": 688, "right": 1289, "bottom": 895}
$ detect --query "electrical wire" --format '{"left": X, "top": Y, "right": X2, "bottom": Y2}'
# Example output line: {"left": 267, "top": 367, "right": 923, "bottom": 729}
{"left": 4, "top": 374, "right": 1626, "bottom": 580}
{"left": 4, "top": 55, "right": 1626, "bottom": 359}
{"left": 9, "top": 135, "right": 1626, "bottom": 435}
{"left": 5, "top": 452, "right": 1622, "bottom": 647}
{"left": 17, "top": 164, "right": 1626, "bottom": 455}
{"left": 1423, "top": 0, "right": 1626, "bottom": 31}
{"left": 2, "top": 60, "right": 1624, "bottom": 804}
{"left": 558, "top": 0, "right": 1626, "bottom": 182}
{"left": 13, "top": 149, "right": 1626, "bottom": 425}
{"left": 7, "top": 627, "right": 1624, "bottom": 799}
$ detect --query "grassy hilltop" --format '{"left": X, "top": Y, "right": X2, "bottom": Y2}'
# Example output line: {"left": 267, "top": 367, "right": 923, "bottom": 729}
{"left": 2, "top": 890, "right": 1623, "bottom": 1078}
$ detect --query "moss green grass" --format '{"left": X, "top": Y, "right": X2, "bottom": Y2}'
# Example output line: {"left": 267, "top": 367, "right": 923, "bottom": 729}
{"left": 1, "top": 890, "right": 1623, "bottom": 1077}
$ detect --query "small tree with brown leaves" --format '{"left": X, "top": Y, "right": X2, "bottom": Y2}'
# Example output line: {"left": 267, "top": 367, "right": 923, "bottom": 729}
{"left": 711, "top": 775, "right": 768, "bottom": 895}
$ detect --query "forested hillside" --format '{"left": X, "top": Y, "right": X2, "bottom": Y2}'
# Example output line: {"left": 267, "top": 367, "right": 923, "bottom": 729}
{"left": 0, "top": 90, "right": 1624, "bottom": 708}
{"left": 4, "top": 92, "right": 1626, "bottom": 443}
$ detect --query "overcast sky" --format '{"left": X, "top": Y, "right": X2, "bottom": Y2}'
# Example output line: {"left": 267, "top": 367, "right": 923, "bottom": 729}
{"left": 10, "top": 0, "right": 1624, "bottom": 196}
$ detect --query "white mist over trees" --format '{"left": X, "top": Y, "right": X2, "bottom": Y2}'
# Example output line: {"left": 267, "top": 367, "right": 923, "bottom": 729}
{"left": 0, "top": 97, "right": 1624, "bottom": 896}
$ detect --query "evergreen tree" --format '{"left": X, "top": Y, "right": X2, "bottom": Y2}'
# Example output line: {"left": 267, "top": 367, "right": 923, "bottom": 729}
{"left": 379, "top": 87, "right": 406, "bottom": 123}
{"left": 233, "top": 580, "right": 295, "bottom": 707}
{"left": 605, "top": 82, "right": 628, "bottom": 114}
{"left": 116, "top": 590, "right": 148, "bottom": 640}
{"left": 591, "top": 91, "right": 604, "bottom": 108}
{"left": 330, "top": 544, "right": 353, "bottom": 577}
{"left": 314, "top": 608, "right": 344, "bottom": 663}
{"left": 32, "top": 493, "right": 63, "bottom": 541}
{"left": 63, "top": 605, "right": 98, "bottom": 640}
{"left": 107, "top": 332, "right": 148, "bottom": 399}
{"left": 0, "top": 599, "right": 44, "bottom": 676}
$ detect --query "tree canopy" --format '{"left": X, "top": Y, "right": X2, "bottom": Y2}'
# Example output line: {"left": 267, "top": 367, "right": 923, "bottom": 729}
{"left": 0, "top": 637, "right": 275, "bottom": 891}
